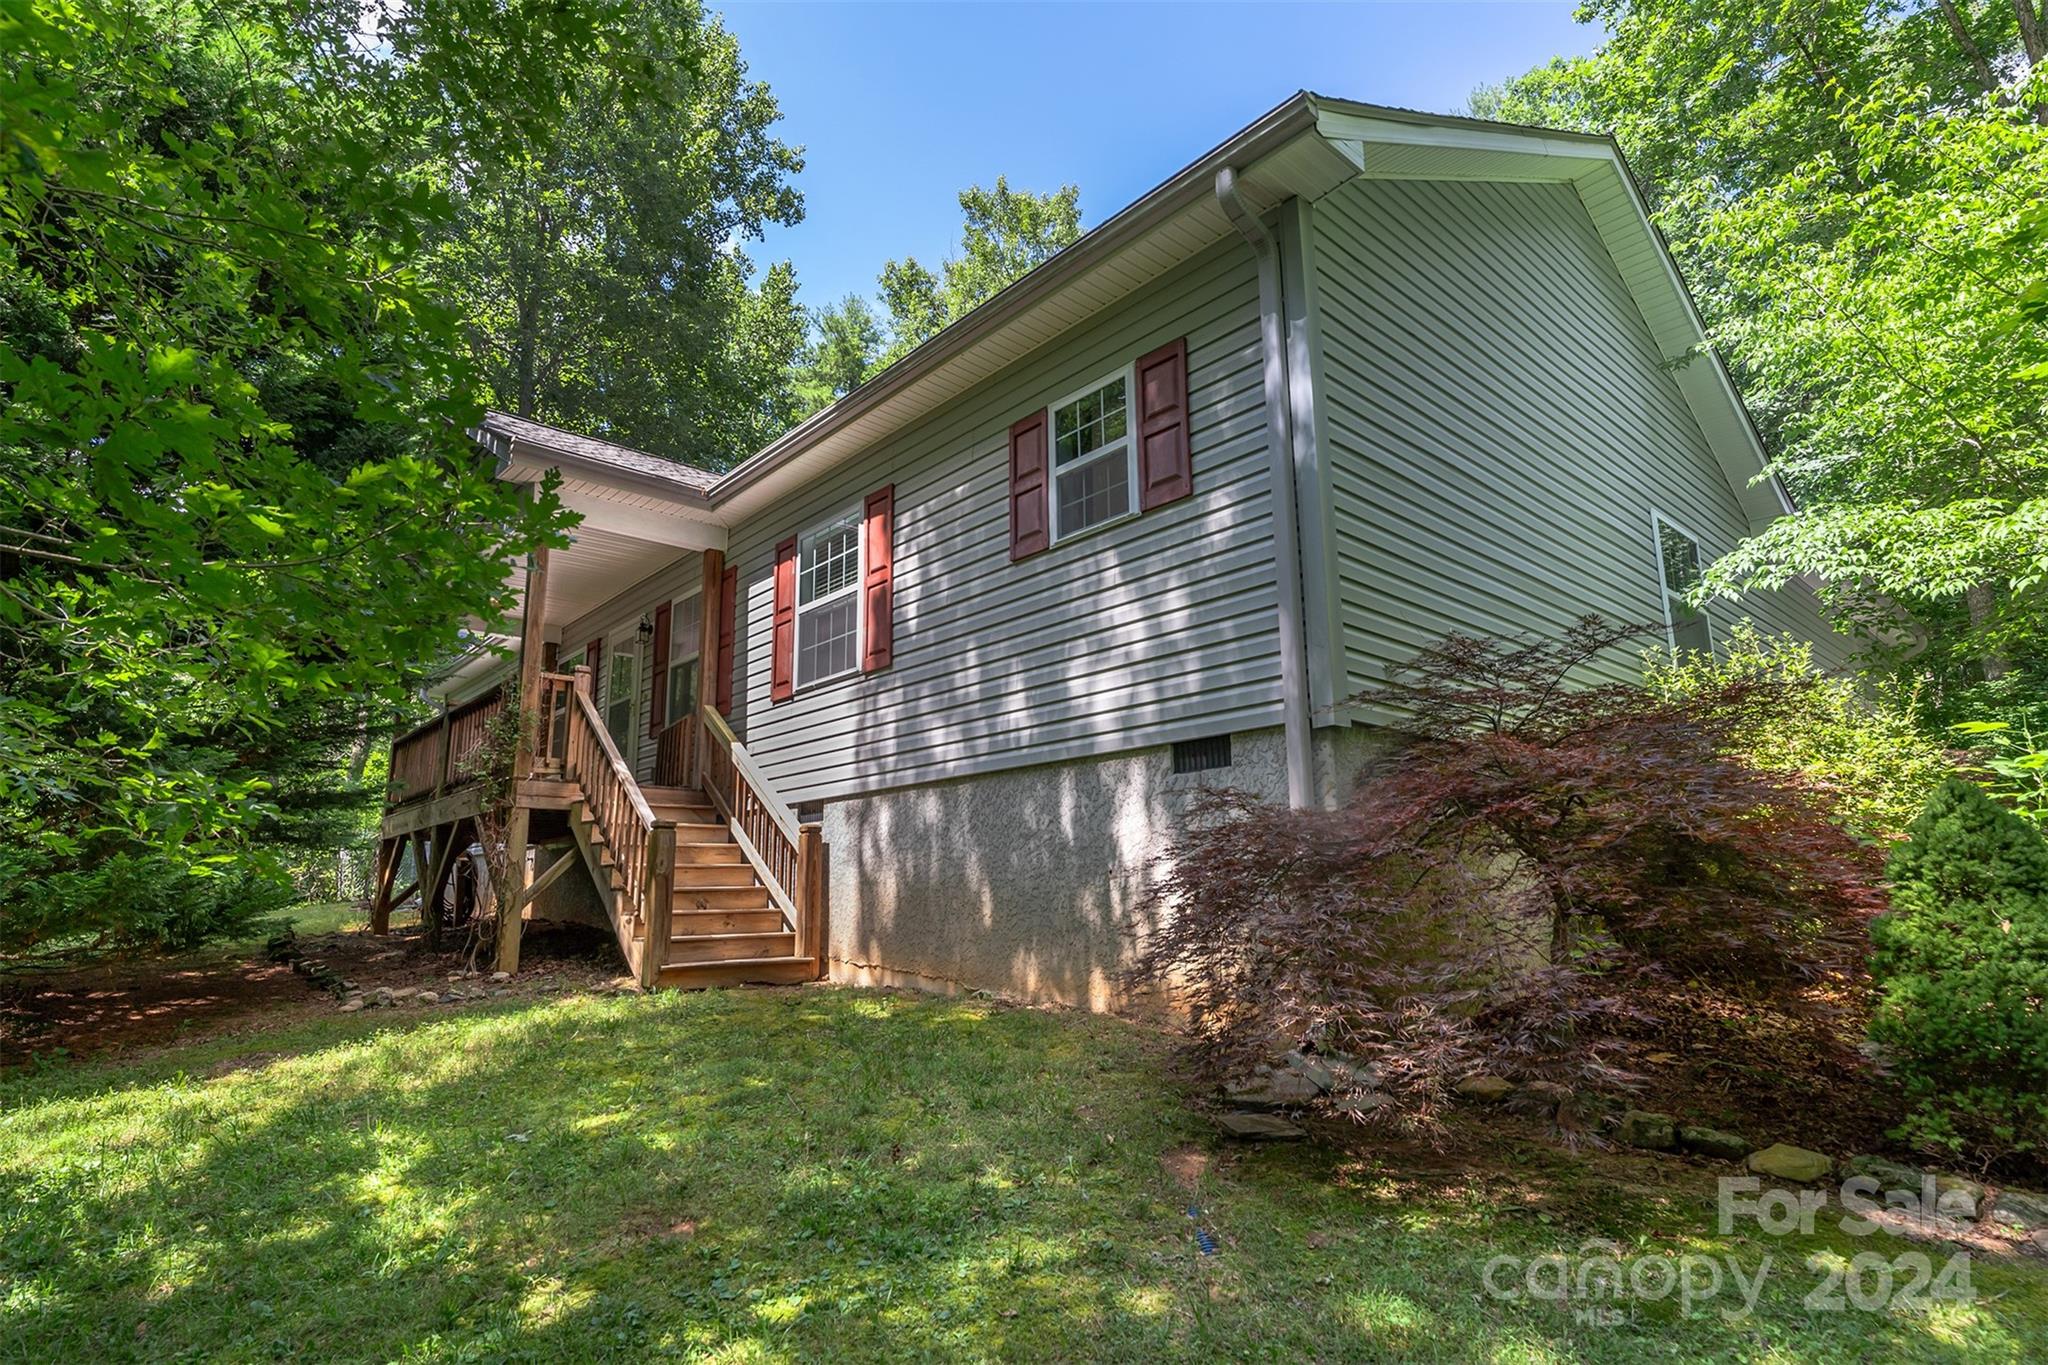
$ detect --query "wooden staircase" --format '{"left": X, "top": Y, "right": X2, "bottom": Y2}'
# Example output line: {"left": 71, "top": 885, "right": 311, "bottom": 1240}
{"left": 540, "top": 669, "right": 826, "bottom": 991}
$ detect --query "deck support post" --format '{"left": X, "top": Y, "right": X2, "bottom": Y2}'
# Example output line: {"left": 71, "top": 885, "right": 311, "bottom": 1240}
{"left": 796, "top": 824, "right": 827, "bottom": 981}
{"left": 422, "top": 820, "right": 463, "bottom": 948}
{"left": 406, "top": 832, "right": 429, "bottom": 922}
{"left": 495, "top": 537, "right": 550, "bottom": 976}
{"left": 369, "top": 837, "right": 401, "bottom": 934}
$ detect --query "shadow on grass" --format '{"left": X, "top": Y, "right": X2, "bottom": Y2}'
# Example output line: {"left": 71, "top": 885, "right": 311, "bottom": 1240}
{"left": 2, "top": 988, "right": 2044, "bottom": 1362}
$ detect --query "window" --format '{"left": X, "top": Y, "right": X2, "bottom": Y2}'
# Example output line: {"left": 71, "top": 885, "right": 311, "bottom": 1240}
{"left": 1653, "top": 514, "right": 1714, "bottom": 655}
{"left": 605, "top": 646, "right": 639, "bottom": 761}
{"left": 559, "top": 645, "right": 586, "bottom": 674}
{"left": 664, "top": 592, "right": 702, "bottom": 726}
{"left": 796, "top": 511, "right": 861, "bottom": 688}
{"left": 1050, "top": 368, "right": 1134, "bottom": 540}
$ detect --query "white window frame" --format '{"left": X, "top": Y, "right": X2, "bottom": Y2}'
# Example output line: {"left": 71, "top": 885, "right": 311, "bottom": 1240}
{"left": 794, "top": 505, "right": 863, "bottom": 693}
{"left": 1046, "top": 363, "right": 1140, "bottom": 545}
{"left": 661, "top": 588, "right": 704, "bottom": 727}
{"left": 604, "top": 642, "right": 640, "bottom": 765}
{"left": 1650, "top": 510, "right": 1715, "bottom": 655}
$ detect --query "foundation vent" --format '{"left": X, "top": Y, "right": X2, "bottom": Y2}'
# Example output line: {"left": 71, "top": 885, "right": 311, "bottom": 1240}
{"left": 1171, "top": 734, "right": 1232, "bottom": 775}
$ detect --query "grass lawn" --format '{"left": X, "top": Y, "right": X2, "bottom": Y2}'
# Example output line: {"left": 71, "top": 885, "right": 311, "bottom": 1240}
{"left": 2, "top": 982, "right": 2045, "bottom": 1362}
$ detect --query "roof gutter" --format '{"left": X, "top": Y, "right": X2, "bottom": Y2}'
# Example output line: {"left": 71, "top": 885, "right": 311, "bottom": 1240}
{"left": 710, "top": 91, "right": 1324, "bottom": 504}
{"left": 1215, "top": 165, "right": 1315, "bottom": 810}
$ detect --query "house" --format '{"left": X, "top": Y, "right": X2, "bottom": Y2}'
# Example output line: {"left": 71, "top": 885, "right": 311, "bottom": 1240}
{"left": 370, "top": 92, "right": 1840, "bottom": 1008}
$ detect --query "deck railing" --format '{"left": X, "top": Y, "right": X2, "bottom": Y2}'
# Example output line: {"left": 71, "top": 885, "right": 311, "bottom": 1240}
{"left": 654, "top": 714, "right": 699, "bottom": 788}
{"left": 696, "top": 704, "right": 826, "bottom": 975}
{"left": 386, "top": 685, "right": 508, "bottom": 807}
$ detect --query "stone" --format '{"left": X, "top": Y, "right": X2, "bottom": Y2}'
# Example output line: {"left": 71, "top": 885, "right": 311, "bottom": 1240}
{"left": 1216, "top": 1111, "right": 1307, "bottom": 1141}
{"left": 1747, "top": 1144, "right": 1832, "bottom": 1183}
{"left": 1224, "top": 1066, "right": 1323, "bottom": 1109}
{"left": 1845, "top": 1154, "right": 1923, "bottom": 1190}
{"left": 490, "top": 971, "right": 511, "bottom": 982}
{"left": 389, "top": 987, "right": 419, "bottom": 1000}
{"left": 338, "top": 999, "right": 365, "bottom": 1013}
{"left": 1455, "top": 1075, "right": 1515, "bottom": 1103}
{"left": 1677, "top": 1126, "right": 1751, "bottom": 1161}
{"left": 1618, "top": 1110, "right": 1677, "bottom": 1150}
{"left": 1934, "top": 1174, "right": 1987, "bottom": 1221}
{"left": 415, "top": 992, "right": 439, "bottom": 1005}
{"left": 1282, "top": 1050, "right": 1337, "bottom": 1094}
{"left": 1991, "top": 1189, "right": 2048, "bottom": 1232}
{"left": 1332, "top": 1093, "right": 1387, "bottom": 1117}
{"left": 370, "top": 988, "right": 394, "bottom": 1007}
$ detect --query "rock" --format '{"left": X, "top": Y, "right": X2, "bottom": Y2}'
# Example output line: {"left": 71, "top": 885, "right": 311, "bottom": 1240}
{"left": 1934, "top": 1174, "right": 1987, "bottom": 1221}
{"left": 1618, "top": 1110, "right": 1677, "bottom": 1150}
{"left": 1992, "top": 1189, "right": 2048, "bottom": 1232}
{"left": 1224, "top": 1066, "right": 1323, "bottom": 1109}
{"left": 1282, "top": 1050, "right": 1336, "bottom": 1093}
{"left": 370, "top": 988, "right": 394, "bottom": 1007}
{"left": 1677, "top": 1126, "right": 1750, "bottom": 1161}
{"left": 490, "top": 971, "right": 511, "bottom": 982}
{"left": 415, "top": 991, "right": 439, "bottom": 1005}
{"left": 1455, "top": 1075, "right": 1515, "bottom": 1103}
{"left": 1216, "top": 1111, "right": 1307, "bottom": 1141}
{"left": 1747, "top": 1144, "right": 1832, "bottom": 1183}
{"left": 1332, "top": 1093, "right": 1387, "bottom": 1117}
{"left": 339, "top": 999, "right": 365, "bottom": 1013}
{"left": 1845, "top": 1154, "right": 1922, "bottom": 1187}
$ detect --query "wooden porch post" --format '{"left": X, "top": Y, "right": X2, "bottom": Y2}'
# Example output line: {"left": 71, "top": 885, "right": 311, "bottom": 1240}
{"left": 694, "top": 549, "right": 724, "bottom": 789}
{"left": 796, "top": 824, "right": 827, "bottom": 981}
{"left": 496, "top": 540, "right": 549, "bottom": 976}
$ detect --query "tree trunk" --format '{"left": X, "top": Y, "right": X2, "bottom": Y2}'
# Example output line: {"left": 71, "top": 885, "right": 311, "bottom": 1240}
{"left": 1967, "top": 582, "right": 2009, "bottom": 680}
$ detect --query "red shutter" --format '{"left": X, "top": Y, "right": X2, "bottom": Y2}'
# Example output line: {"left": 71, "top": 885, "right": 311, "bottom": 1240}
{"left": 1136, "top": 337, "right": 1191, "bottom": 509}
{"left": 648, "top": 602, "right": 671, "bottom": 737}
{"left": 770, "top": 537, "right": 797, "bottom": 702}
{"left": 862, "top": 485, "right": 894, "bottom": 672}
{"left": 715, "top": 566, "right": 736, "bottom": 713}
{"left": 1008, "top": 410, "right": 1049, "bottom": 559}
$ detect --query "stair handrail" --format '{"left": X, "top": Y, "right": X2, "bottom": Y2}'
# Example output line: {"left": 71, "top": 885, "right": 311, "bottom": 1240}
{"left": 558, "top": 668, "right": 669, "bottom": 978}
{"left": 695, "top": 703, "right": 826, "bottom": 978}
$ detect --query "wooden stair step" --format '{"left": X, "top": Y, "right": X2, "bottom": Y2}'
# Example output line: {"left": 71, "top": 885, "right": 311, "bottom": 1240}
{"left": 669, "top": 909, "right": 785, "bottom": 935}
{"left": 670, "top": 885, "right": 773, "bottom": 911}
{"left": 672, "top": 823, "right": 735, "bottom": 846}
{"left": 655, "top": 954, "right": 817, "bottom": 988}
{"left": 671, "top": 865, "right": 765, "bottom": 890}
{"left": 665, "top": 930, "right": 796, "bottom": 964}
{"left": 674, "top": 843, "right": 744, "bottom": 866}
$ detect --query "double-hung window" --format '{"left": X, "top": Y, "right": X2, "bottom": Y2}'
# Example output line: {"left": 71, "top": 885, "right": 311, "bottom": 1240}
{"left": 796, "top": 511, "right": 861, "bottom": 688}
{"left": 1050, "top": 368, "right": 1134, "bottom": 540}
{"left": 665, "top": 592, "right": 702, "bottom": 725}
{"left": 1653, "top": 513, "right": 1714, "bottom": 655}
{"left": 605, "top": 645, "right": 639, "bottom": 762}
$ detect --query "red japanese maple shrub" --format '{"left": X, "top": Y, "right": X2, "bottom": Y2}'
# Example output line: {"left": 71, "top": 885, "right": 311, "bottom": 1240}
{"left": 1132, "top": 618, "right": 1886, "bottom": 1136}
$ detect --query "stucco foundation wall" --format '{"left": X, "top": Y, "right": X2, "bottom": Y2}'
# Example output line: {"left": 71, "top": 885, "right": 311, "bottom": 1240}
{"left": 821, "top": 723, "right": 1385, "bottom": 1009}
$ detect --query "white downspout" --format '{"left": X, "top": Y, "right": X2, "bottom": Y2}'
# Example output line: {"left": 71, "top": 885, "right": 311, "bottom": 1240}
{"left": 1216, "top": 166, "right": 1314, "bottom": 809}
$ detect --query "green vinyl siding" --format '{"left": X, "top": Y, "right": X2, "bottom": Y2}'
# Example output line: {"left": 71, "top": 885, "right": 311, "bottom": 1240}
{"left": 1307, "top": 176, "right": 1840, "bottom": 703}
{"left": 726, "top": 237, "right": 1283, "bottom": 806}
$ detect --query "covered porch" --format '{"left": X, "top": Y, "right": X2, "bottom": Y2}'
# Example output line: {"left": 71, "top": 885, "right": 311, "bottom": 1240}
{"left": 367, "top": 412, "right": 826, "bottom": 989}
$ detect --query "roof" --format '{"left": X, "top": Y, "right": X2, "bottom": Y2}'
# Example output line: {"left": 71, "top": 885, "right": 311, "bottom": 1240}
{"left": 474, "top": 410, "right": 720, "bottom": 497}
{"left": 489, "top": 91, "right": 1788, "bottom": 532}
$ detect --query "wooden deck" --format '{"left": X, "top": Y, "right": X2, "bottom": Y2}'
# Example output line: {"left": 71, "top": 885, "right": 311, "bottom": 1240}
{"left": 371, "top": 669, "right": 827, "bottom": 989}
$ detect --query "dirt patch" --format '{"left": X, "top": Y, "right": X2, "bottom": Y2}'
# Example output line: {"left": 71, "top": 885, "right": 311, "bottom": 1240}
{"left": 0, "top": 916, "right": 625, "bottom": 1069}
{"left": 1160, "top": 1145, "right": 1213, "bottom": 1191}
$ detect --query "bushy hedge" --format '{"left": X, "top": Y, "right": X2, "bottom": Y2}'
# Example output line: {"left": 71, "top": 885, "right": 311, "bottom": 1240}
{"left": 1870, "top": 778, "right": 2048, "bottom": 1166}
{"left": 1644, "top": 622, "right": 1953, "bottom": 842}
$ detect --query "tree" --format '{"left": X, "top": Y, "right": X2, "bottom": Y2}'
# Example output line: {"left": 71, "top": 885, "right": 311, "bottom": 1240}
{"left": 877, "top": 177, "right": 1081, "bottom": 362}
{"left": 786, "top": 177, "right": 1082, "bottom": 420}
{"left": 425, "top": 0, "right": 807, "bottom": 468}
{"left": 1476, "top": 2, "right": 2048, "bottom": 715}
{"left": 1870, "top": 777, "right": 2048, "bottom": 1166}
{"left": 1131, "top": 619, "right": 1884, "bottom": 1135}
{"left": 0, "top": 0, "right": 611, "bottom": 954}
{"left": 790, "top": 294, "right": 884, "bottom": 413}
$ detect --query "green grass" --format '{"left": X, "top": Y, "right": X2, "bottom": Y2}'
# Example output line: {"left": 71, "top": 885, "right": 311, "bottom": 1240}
{"left": 2, "top": 987, "right": 2044, "bottom": 1362}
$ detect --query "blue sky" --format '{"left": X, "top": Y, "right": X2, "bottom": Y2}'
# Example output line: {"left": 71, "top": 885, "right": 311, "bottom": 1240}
{"left": 714, "top": 1, "right": 1605, "bottom": 312}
